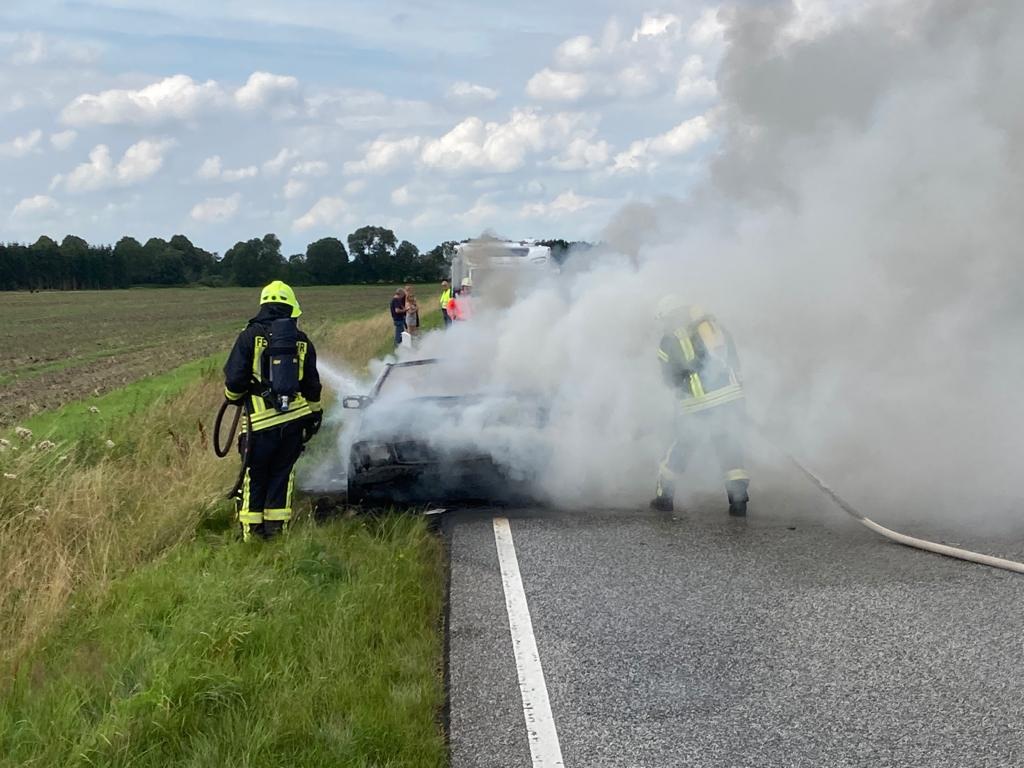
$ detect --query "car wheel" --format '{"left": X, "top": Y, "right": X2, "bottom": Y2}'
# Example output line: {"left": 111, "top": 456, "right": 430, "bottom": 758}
{"left": 347, "top": 481, "right": 363, "bottom": 505}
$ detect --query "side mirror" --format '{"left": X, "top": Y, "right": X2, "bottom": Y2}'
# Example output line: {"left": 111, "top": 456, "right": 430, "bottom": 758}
{"left": 342, "top": 395, "right": 371, "bottom": 410}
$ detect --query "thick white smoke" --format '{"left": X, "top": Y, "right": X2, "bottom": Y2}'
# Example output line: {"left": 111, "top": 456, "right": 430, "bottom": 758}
{"left": 309, "top": 0, "right": 1024, "bottom": 525}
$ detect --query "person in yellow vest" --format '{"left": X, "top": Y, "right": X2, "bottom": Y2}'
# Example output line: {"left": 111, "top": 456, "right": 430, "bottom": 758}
{"left": 651, "top": 295, "right": 750, "bottom": 516}
{"left": 223, "top": 281, "right": 323, "bottom": 540}
{"left": 439, "top": 279, "right": 452, "bottom": 327}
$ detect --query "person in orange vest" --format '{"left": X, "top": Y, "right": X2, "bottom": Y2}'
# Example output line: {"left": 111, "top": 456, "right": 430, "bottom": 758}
{"left": 448, "top": 277, "right": 474, "bottom": 321}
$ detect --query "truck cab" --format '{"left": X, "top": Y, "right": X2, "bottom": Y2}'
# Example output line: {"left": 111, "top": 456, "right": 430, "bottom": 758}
{"left": 450, "top": 239, "right": 554, "bottom": 307}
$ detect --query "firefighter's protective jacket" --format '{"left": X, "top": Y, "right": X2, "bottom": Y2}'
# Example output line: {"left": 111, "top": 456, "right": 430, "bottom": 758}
{"left": 223, "top": 304, "right": 322, "bottom": 431}
{"left": 658, "top": 314, "right": 744, "bottom": 414}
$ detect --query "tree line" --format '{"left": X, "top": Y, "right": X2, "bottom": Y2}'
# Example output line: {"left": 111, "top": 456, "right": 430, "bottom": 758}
{"left": 0, "top": 226, "right": 460, "bottom": 291}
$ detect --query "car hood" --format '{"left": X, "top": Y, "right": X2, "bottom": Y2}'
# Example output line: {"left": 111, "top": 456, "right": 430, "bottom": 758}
{"left": 352, "top": 394, "right": 548, "bottom": 469}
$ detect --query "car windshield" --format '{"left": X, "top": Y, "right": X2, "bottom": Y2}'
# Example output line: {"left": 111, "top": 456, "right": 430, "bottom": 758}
{"left": 376, "top": 361, "right": 484, "bottom": 400}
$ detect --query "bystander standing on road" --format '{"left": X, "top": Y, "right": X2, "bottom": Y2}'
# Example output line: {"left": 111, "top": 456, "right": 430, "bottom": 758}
{"left": 405, "top": 287, "right": 419, "bottom": 336}
{"left": 439, "top": 280, "right": 452, "bottom": 327}
{"left": 390, "top": 288, "right": 407, "bottom": 347}
{"left": 448, "top": 277, "right": 474, "bottom": 321}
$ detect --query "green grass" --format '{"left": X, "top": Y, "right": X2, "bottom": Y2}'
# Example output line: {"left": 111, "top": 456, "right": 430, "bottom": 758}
{"left": 0, "top": 516, "right": 446, "bottom": 768}
{"left": 1, "top": 295, "right": 450, "bottom": 767}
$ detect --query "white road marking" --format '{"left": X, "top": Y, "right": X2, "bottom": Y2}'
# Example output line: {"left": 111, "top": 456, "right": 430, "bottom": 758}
{"left": 492, "top": 516, "right": 566, "bottom": 767}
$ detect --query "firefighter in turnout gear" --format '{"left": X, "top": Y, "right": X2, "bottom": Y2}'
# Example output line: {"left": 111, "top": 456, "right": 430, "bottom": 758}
{"left": 651, "top": 296, "right": 750, "bottom": 516}
{"left": 223, "top": 281, "right": 323, "bottom": 540}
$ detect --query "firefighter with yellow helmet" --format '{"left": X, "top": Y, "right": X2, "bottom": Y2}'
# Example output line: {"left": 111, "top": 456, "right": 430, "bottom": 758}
{"left": 651, "top": 295, "right": 750, "bottom": 516}
{"left": 223, "top": 281, "right": 323, "bottom": 540}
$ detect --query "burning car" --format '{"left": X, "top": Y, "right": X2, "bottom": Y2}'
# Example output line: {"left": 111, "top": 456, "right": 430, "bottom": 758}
{"left": 342, "top": 358, "right": 547, "bottom": 504}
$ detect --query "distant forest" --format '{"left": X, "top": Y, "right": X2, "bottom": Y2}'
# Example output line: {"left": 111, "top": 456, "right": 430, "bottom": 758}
{"left": 0, "top": 227, "right": 588, "bottom": 291}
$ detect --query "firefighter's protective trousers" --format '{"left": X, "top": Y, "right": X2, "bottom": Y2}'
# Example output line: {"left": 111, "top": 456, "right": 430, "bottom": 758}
{"left": 655, "top": 400, "right": 750, "bottom": 505}
{"left": 238, "top": 421, "right": 305, "bottom": 540}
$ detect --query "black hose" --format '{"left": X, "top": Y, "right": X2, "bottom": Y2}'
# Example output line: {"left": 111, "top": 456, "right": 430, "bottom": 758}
{"left": 213, "top": 399, "right": 253, "bottom": 499}
{"left": 213, "top": 399, "right": 240, "bottom": 458}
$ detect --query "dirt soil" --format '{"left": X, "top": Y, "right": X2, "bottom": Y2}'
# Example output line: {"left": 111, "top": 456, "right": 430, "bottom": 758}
{"left": 0, "top": 285, "right": 401, "bottom": 426}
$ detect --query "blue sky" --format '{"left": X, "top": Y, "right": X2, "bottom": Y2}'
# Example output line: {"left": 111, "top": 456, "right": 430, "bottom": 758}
{"left": 0, "top": 0, "right": 729, "bottom": 254}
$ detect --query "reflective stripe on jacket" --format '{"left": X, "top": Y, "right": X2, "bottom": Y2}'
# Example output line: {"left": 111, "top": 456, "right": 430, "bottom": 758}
{"left": 223, "top": 307, "right": 322, "bottom": 431}
{"left": 658, "top": 316, "right": 743, "bottom": 414}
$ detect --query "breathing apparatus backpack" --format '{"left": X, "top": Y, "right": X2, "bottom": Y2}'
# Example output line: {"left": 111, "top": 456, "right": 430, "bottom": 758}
{"left": 261, "top": 318, "right": 301, "bottom": 412}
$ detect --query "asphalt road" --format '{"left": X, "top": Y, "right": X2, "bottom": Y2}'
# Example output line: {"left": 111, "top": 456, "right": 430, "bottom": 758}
{"left": 446, "top": 460, "right": 1024, "bottom": 768}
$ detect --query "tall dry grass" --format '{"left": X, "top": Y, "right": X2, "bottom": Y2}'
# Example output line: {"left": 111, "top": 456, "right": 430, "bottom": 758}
{"left": 0, "top": 304, "right": 440, "bottom": 668}
{"left": 0, "top": 374, "right": 232, "bottom": 666}
{"left": 324, "top": 303, "right": 440, "bottom": 370}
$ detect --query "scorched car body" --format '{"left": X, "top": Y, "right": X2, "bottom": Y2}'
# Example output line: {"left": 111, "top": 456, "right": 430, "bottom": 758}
{"left": 343, "top": 359, "right": 546, "bottom": 504}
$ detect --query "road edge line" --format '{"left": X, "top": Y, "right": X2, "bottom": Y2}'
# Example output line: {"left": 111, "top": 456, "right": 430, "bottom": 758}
{"left": 492, "top": 516, "right": 565, "bottom": 767}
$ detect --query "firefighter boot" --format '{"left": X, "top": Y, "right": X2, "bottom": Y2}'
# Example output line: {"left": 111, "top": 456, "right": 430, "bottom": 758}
{"left": 241, "top": 521, "right": 265, "bottom": 541}
{"left": 263, "top": 520, "right": 285, "bottom": 539}
{"left": 650, "top": 479, "right": 675, "bottom": 512}
{"left": 727, "top": 478, "right": 749, "bottom": 517}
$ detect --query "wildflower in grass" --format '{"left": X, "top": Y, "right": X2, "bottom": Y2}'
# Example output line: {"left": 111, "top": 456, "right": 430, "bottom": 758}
{"left": 89, "top": 406, "right": 100, "bottom": 414}
{"left": 58, "top": 454, "right": 69, "bottom": 462}
{"left": 33, "top": 505, "right": 48, "bottom": 514}
{"left": 3, "top": 473, "right": 17, "bottom": 480}
{"left": 36, "top": 440, "right": 57, "bottom": 451}
{"left": 15, "top": 426, "right": 32, "bottom": 441}
{"left": 0, "top": 438, "right": 10, "bottom": 447}
{"left": 105, "top": 439, "right": 116, "bottom": 449}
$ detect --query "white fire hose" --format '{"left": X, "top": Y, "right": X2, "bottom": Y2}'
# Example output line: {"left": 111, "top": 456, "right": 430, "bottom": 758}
{"left": 755, "top": 428, "right": 1024, "bottom": 575}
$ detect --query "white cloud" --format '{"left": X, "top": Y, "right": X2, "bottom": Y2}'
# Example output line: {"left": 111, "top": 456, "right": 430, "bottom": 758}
{"left": 223, "top": 165, "right": 258, "bottom": 182}
{"left": 263, "top": 147, "right": 300, "bottom": 174}
{"left": 190, "top": 193, "right": 241, "bottom": 223}
{"left": 391, "top": 185, "right": 413, "bottom": 206}
{"left": 197, "top": 155, "right": 259, "bottom": 182}
{"left": 291, "top": 160, "right": 329, "bottom": 177}
{"left": 10, "top": 194, "right": 59, "bottom": 219}
{"left": 555, "top": 35, "right": 601, "bottom": 69}
{"left": 421, "top": 109, "right": 583, "bottom": 173}
{"left": 283, "top": 179, "right": 307, "bottom": 200}
{"left": 234, "top": 71, "right": 300, "bottom": 110}
{"left": 526, "top": 69, "right": 589, "bottom": 102}
{"left": 0, "top": 129, "right": 42, "bottom": 157}
{"left": 547, "top": 136, "right": 611, "bottom": 171}
{"left": 687, "top": 7, "right": 726, "bottom": 48}
{"left": 117, "top": 139, "right": 175, "bottom": 184}
{"left": 49, "top": 129, "right": 77, "bottom": 151}
{"left": 343, "top": 135, "right": 421, "bottom": 175}
{"left": 520, "top": 189, "right": 597, "bottom": 218}
{"left": 196, "top": 155, "right": 223, "bottom": 180}
{"left": 631, "top": 13, "right": 682, "bottom": 42}
{"left": 6, "top": 32, "right": 100, "bottom": 66}
{"left": 343, "top": 179, "right": 367, "bottom": 195}
{"left": 2, "top": 92, "right": 28, "bottom": 114}
{"left": 61, "top": 74, "right": 223, "bottom": 126}
{"left": 457, "top": 195, "right": 499, "bottom": 224}
{"left": 536, "top": 10, "right": 724, "bottom": 105}
{"left": 447, "top": 81, "right": 499, "bottom": 102}
{"left": 612, "top": 114, "right": 712, "bottom": 173}
{"left": 58, "top": 138, "right": 175, "bottom": 192}
{"left": 616, "top": 65, "right": 659, "bottom": 98}
{"left": 675, "top": 55, "right": 718, "bottom": 103}
{"left": 294, "top": 196, "right": 347, "bottom": 231}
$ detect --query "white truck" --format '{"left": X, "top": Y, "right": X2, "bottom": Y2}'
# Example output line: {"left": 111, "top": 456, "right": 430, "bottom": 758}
{"left": 450, "top": 239, "right": 555, "bottom": 306}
